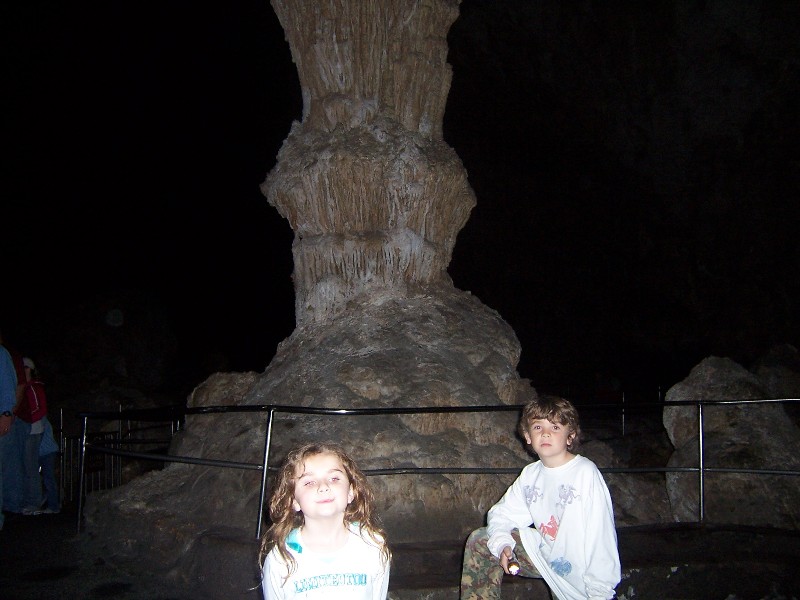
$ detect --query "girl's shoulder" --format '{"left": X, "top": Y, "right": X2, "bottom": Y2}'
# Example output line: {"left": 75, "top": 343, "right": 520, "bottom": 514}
{"left": 284, "top": 527, "right": 303, "bottom": 554}
{"left": 348, "top": 522, "right": 387, "bottom": 548}
{"left": 264, "top": 528, "right": 302, "bottom": 566}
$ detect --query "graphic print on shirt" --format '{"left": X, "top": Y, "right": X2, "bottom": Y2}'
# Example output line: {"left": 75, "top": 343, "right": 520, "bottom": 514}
{"left": 558, "top": 483, "right": 579, "bottom": 506}
{"left": 544, "top": 482, "right": 580, "bottom": 578}
{"left": 550, "top": 556, "right": 572, "bottom": 577}
{"left": 524, "top": 484, "right": 543, "bottom": 505}
{"left": 556, "top": 483, "right": 579, "bottom": 522}
{"left": 539, "top": 514, "right": 559, "bottom": 541}
{"left": 539, "top": 483, "right": 578, "bottom": 542}
{"left": 293, "top": 572, "right": 369, "bottom": 593}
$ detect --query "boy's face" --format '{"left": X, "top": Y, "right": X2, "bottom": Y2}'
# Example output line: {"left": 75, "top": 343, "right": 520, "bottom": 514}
{"left": 523, "top": 417, "right": 575, "bottom": 467}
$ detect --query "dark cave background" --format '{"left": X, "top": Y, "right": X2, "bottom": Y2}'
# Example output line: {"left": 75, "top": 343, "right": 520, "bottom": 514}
{"left": 3, "top": 1, "right": 799, "bottom": 406}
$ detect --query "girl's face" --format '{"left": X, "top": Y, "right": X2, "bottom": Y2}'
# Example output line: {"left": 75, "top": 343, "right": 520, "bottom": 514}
{"left": 292, "top": 452, "right": 354, "bottom": 521}
{"left": 523, "top": 418, "right": 575, "bottom": 467}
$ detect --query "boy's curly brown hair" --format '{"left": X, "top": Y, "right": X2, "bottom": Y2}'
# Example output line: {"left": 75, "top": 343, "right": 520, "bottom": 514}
{"left": 518, "top": 395, "right": 582, "bottom": 452}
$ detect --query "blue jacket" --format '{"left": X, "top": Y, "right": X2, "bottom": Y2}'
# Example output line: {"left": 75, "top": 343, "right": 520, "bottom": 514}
{"left": 0, "top": 345, "right": 17, "bottom": 413}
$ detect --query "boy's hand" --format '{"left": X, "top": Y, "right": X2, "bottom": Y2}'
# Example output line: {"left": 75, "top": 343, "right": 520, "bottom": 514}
{"left": 499, "top": 546, "right": 515, "bottom": 574}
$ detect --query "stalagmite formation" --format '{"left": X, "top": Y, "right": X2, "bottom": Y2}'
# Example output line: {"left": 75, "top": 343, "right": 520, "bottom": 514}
{"left": 264, "top": 1, "right": 476, "bottom": 325}
{"left": 249, "top": 0, "right": 531, "bottom": 540}
{"left": 84, "top": 1, "right": 535, "bottom": 595}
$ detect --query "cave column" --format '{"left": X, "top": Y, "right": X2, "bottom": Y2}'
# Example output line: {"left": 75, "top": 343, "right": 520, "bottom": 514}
{"left": 263, "top": 0, "right": 476, "bottom": 326}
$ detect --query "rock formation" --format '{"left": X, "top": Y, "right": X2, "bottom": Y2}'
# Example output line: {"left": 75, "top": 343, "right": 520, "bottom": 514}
{"left": 663, "top": 350, "right": 800, "bottom": 529}
{"left": 85, "top": 1, "right": 534, "bottom": 595}
{"left": 79, "top": 2, "right": 800, "bottom": 597}
{"left": 251, "top": 0, "right": 535, "bottom": 540}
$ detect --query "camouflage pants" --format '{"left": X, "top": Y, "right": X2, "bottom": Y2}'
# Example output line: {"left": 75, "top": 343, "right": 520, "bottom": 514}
{"left": 460, "top": 527, "right": 542, "bottom": 600}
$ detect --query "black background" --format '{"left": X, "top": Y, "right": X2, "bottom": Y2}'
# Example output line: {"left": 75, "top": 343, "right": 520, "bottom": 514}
{"left": 5, "top": 1, "right": 799, "bottom": 397}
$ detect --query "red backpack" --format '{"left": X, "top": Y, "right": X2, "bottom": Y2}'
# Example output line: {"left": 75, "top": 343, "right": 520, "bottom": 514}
{"left": 16, "top": 380, "right": 47, "bottom": 423}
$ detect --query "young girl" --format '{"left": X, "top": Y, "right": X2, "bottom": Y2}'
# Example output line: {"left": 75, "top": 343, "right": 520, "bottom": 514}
{"left": 259, "top": 442, "right": 391, "bottom": 599}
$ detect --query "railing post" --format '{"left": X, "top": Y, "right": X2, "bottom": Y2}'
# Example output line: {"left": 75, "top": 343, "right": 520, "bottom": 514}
{"left": 256, "top": 408, "right": 276, "bottom": 540}
{"left": 116, "top": 404, "right": 123, "bottom": 488}
{"left": 697, "top": 400, "right": 705, "bottom": 523}
{"left": 77, "top": 415, "right": 88, "bottom": 534}
{"left": 58, "top": 407, "right": 65, "bottom": 510}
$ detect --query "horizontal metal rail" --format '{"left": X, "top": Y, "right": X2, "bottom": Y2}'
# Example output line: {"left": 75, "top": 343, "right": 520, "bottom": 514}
{"left": 76, "top": 397, "right": 800, "bottom": 538}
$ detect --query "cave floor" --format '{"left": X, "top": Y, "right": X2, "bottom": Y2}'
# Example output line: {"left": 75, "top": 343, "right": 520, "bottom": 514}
{"left": 1, "top": 502, "right": 798, "bottom": 600}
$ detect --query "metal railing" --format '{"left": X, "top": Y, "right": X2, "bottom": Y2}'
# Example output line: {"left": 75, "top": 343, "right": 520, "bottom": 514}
{"left": 61, "top": 407, "right": 178, "bottom": 502}
{"left": 75, "top": 397, "right": 800, "bottom": 536}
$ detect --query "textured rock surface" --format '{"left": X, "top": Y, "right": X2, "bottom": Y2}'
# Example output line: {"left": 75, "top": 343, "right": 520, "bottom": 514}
{"left": 663, "top": 351, "right": 800, "bottom": 528}
{"left": 264, "top": 0, "right": 473, "bottom": 326}
{"left": 80, "top": 1, "right": 799, "bottom": 598}
{"left": 83, "top": 283, "right": 531, "bottom": 579}
{"left": 241, "top": 282, "right": 530, "bottom": 543}
{"left": 84, "top": 1, "right": 529, "bottom": 593}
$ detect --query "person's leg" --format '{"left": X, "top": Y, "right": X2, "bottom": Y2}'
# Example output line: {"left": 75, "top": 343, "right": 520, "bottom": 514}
{"left": 40, "top": 452, "right": 60, "bottom": 512}
{"left": 508, "top": 529, "right": 542, "bottom": 579}
{"left": 0, "top": 430, "right": 9, "bottom": 529}
{"left": 2, "top": 419, "right": 26, "bottom": 513}
{"left": 460, "top": 527, "right": 504, "bottom": 600}
{"left": 22, "top": 431, "right": 43, "bottom": 511}
{"left": 460, "top": 528, "right": 544, "bottom": 600}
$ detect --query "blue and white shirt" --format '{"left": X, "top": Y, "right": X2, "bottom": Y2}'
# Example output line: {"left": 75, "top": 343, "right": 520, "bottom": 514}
{"left": 262, "top": 524, "right": 389, "bottom": 599}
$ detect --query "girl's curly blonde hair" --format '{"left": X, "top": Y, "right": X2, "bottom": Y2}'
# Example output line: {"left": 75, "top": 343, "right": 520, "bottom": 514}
{"left": 258, "top": 442, "right": 390, "bottom": 579}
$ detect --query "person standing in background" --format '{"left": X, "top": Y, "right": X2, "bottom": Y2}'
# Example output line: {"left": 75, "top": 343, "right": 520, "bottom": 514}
{"left": 14, "top": 358, "right": 46, "bottom": 515}
{"left": 0, "top": 333, "right": 19, "bottom": 530}
{"left": 38, "top": 415, "right": 61, "bottom": 514}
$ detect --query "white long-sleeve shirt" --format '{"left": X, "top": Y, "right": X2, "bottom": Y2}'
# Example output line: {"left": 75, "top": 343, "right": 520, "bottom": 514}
{"left": 487, "top": 455, "right": 621, "bottom": 600}
{"left": 262, "top": 526, "right": 389, "bottom": 600}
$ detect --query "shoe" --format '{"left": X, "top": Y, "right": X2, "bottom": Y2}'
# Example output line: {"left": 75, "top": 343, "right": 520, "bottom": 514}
{"left": 22, "top": 507, "right": 43, "bottom": 516}
{"left": 41, "top": 507, "right": 60, "bottom": 514}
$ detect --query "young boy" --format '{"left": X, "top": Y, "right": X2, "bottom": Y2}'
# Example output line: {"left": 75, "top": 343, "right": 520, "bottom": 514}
{"left": 460, "top": 395, "right": 621, "bottom": 600}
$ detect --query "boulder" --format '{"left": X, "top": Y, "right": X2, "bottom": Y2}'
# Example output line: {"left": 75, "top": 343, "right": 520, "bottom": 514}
{"left": 663, "top": 352, "right": 800, "bottom": 528}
